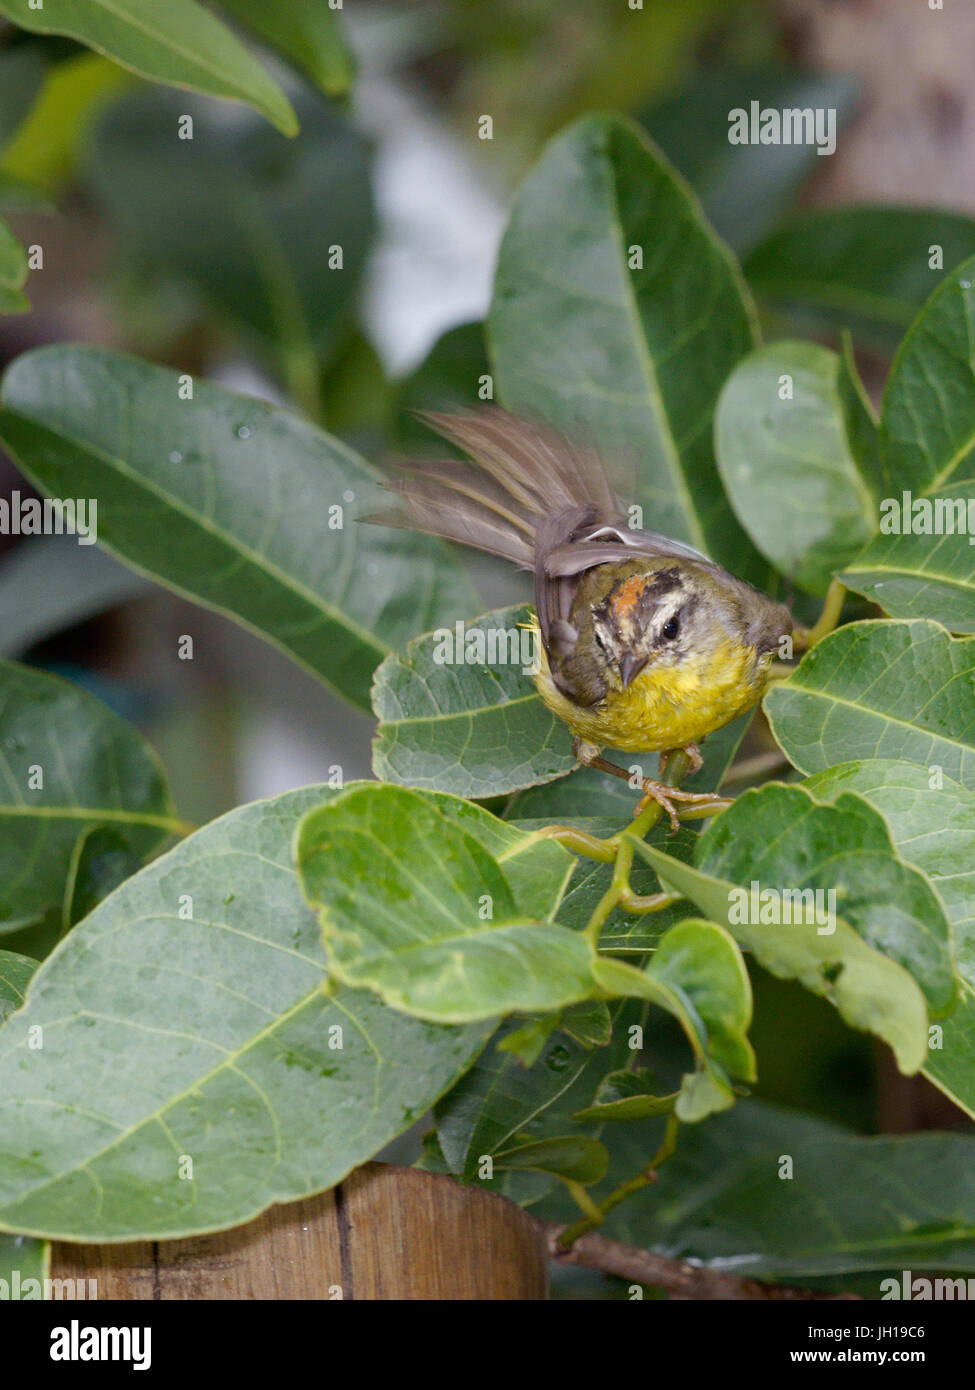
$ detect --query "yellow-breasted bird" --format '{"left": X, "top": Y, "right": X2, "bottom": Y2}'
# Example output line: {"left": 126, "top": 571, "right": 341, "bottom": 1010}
{"left": 370, "top": 410, "right": 792, "bottom": 828}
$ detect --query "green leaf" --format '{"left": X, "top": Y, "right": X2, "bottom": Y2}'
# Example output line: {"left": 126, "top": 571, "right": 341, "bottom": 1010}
{"left": 715, "top": 340, "right": 878, "bottom": 594}
{"left": 842, "top": 256, "right": 975, "bottom": 630}
{"left": 0, "top": 660, "right": 178, "bottom": 935}
{"left": 0, "top": 45, "right": 48, "bottom": 151}
{"left": 297, "top": 784, "right": 593, "bottom": 1024}
{"left": 493, "top": 1134, "right": 608, "bottom": 1186}
{"left": 633, "top": 784, "right": 949, "bottom": 1072}
{"left": 745, "top": 206, "right": 975, "bottom": 352}
{"left": 434, "top": 999, "right": 644, "bottom": 1186}
{"left": 0, "top": 1229, "right": 48, "bottom": 1296}
{"left": 639, "top": 65, "right": 858, "bottom": 256}
{"left": 765, "top": 619, "right": 975, "bottom": 789}
{"left": 0, "top": 0, "right": 297, "bottom": 136}
{"left": 594, "top": 919, "right": 754, "bottom": 1122}
{"left": 371, "top": 604, "right": 575, "bottom": 798}
{"left": 218, "top": 0, "right": 354, "bottom": 97}
{"left": 0, "top": 169, "right": 53, "bottom": 212}
{"left": 488, "top": 113, "right": 767, "bottom": 583}
{"left": 552, "top": 1099, "right": 975, "bottom": 1281}
{"left": 572, "top": 1068, "right": 677, "bottom": 1123}
{"left": 0, "top": 784, "right": 492, "bottom": 1241}
{"left": 86, "top": 88, "right": 373, "bottom": 362}
{"left": 0, "top": 536, "right": 150, "bottom": 658}
{"left": 0, "top": 949, "right": 36, "bottom": 1023}
{"left": 0, "top": 345, "right": 476, "bottom": 712}
{"left": 559, "top": 999, "right": 613, "bottom": 1048}
{"left": 804, "top": 758, "right": 975, "bottom": 1118}
{"left": 394, "top": 322, "right": 490, "bottom": 453}
{"left": 0, "top": 213, "right": 28, "bottom": 313}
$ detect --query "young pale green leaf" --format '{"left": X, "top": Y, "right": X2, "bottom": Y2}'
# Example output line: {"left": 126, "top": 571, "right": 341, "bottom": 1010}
{"left": 766, "top": 620, "right": 975, "bottom": 788}
{"left": 556, "top": 1099, "right": 975, "bottom": 1281}
{"left": 695, "top": 785, "right": 956, "bottom": 1015}
{"left": 371, "top": 604, "right": 575, "bottom": 798}
{"left": 804, "top": 758, "right": 975, "bottom": 1118}
{"left": 488, "top": 113, "right": 767, "bottom": 584}
{"left": 634, "top": 785, "right": 950, "bottom": 1073}
{"left": 297, "top": 784, "right": 591, "bottom": 1024}
{"left": 842, "top": 256, "right": 975, "bottom": 630}
{"left": 0, "top": 950, "right": 36, "bottom": 1023}
{"left": 493, "top": 1135, "right": 608, "bottom": 1186}
{"left": 0, "top": 661, "right": 178, "bottom": 935}
{"left": 594, "top": 919, "right": 754, "bottom": 1122}
{"left": 0, "top": 0, "right": 297, "bottom": 136}
{"left": 745, "top": 207, "right": 975, "bottom": 352}
{"left": 572, "top": 1068, "right": 677, "bottom": 1123}
{"left": 0, "top": 784, "right": 493, "bottom": 1242}
{"left": 715, "top": 340, "right": 878, "bottom": 594}
{"left": 218, "top": 0, "right": 354, "bottom": 97}
{"left": 86, "top": 88, "right": 372, "bottom": 361}
{"left": 0, "top": 214, "right": 28, "bottom": 313}
{"left": 435, "top": 1000, "right": 644, "bottom": 1185}
{"left": 0, "top": 346, "right": 476, "bottom": 712}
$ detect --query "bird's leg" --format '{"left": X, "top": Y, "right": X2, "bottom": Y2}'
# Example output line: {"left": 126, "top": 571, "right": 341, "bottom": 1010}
{"left": 572, "top": 738, "right": 721, "bottom": 833}
{"left": 658, "top": 742, "right": 703, "bottom": 779}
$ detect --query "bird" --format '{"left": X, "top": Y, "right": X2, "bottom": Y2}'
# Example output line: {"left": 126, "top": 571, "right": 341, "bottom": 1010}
{"left": 368, "top": 409, "right": 792, "bottom": 829}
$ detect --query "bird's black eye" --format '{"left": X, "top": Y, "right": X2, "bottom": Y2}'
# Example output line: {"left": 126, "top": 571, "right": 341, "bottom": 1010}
{"left": 662, "top": 616, "right": 680, "bottom": 641}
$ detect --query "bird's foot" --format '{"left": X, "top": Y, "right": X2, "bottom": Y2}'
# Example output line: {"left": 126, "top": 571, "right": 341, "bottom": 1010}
{"left": 633, "top": 779, "right": 722, "bottom": 833}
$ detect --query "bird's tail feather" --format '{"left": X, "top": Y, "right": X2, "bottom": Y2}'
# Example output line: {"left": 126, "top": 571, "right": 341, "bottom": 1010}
{"left": 365, "top": 409, "right": 625, "bottom": 569}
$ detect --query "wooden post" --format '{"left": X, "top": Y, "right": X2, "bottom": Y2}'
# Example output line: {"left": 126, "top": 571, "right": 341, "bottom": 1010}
{"left": 50, "top": 1163, "right": 549, "bottom": 1300}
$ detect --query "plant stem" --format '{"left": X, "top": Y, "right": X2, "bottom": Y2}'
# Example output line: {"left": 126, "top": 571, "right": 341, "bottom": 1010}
{"left": 795, "top": 578, "right": 846, "bottom": 651}
{"left": 556, "top": 1113, "right": 680, "bottom": 1248}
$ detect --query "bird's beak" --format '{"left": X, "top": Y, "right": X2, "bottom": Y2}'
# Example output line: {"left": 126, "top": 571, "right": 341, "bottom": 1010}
{"left": 619, "top": 653, "right": 649, "bottom": 689}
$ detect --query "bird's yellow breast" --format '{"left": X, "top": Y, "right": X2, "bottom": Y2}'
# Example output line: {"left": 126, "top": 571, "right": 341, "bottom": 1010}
{"left": 532, "top": 629, "right": 769, "bottom": 753}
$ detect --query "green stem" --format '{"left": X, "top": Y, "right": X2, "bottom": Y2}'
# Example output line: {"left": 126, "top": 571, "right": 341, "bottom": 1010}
{"left": 557, "top": 1114, "right": 681, "bottom": 1248}
{"left": 795, "top": 578, "right": 846, "bottom": 651}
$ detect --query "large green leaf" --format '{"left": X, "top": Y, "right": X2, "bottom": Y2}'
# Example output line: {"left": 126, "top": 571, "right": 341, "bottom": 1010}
{"left": 0, "top": 213, "right": 28, "bottom": 314}
{"left": 218, "top": 0, "right": 354, "bottom": 97}
{"left": 0, "top": 661, "right": 178, "bottom": 935}
{"left": 715, "top": 340, "right": 878, "bottom": 594}
{"left": 371, "top": 604, "right": 575, "bottom": 798}
{"left": 297, "top": 784, "right": 592, "bottom": 1024}
{"left": 639, "top": 65, "right": 858, "bottom": 256}
{"left": 0, "top": 0, "right": 297, "bottom": 135}
{"left": 805, "top": 759, "right": 975, "bottom": 1118}
{"left": 594, "top": 918, "right": 754, "bottom": 1121}
{"left": 765, "top": 620, "right": 975, "bottom": 788}
{"left": 0, "top": 345, "right": 476, "bottom": 712}
{"left": 434, "top": 999, "right": 642, "bottom": 1187}
{"left": 842, "top": 256, "right": 975, "bottom": 630}
{"left": 633, "top": 784, "right": 951, "bottom": 1072}
{"left": 0, "top": 785, "right": 492, "bottom": 1241}
{"left": 0, "top": 949, "right": 36, "bottom": 1023}
{"left": 85, "top": 87, "right": 373, "bottom": 363}
{"left": 745, "top": 206, "right": 975, "bottom": 352}
{"left": 488, "top": 113, "right": 766, "bottom": 582}
{"left": 540, "top": 1099, "right": 975, "bottom": 1281}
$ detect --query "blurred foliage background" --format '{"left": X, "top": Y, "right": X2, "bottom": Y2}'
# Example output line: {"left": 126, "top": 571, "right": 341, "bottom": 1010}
{"left": 0, "top": 0, "right": 971, "bottom": 1177}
